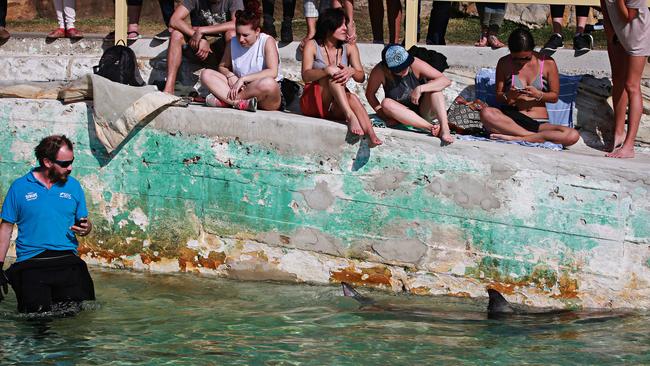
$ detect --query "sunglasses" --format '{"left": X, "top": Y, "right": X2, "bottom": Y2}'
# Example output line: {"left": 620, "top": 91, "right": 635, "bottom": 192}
{"left": 53, "top": 158, "right": 74, "bottom": 168}
{"left": 512, "top": 56, "right": 532, "bottom": 62}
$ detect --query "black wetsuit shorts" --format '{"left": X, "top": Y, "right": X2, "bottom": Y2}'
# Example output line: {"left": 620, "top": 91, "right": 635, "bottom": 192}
{"left": 6, "top": 250, "right": 95, "bottom": 313}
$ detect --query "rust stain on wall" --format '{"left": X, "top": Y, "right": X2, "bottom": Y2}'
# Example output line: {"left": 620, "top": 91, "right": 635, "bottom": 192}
{"left": 553, "top": 273, "right": 579, "bottom": 299}
{"left": 178, "top": 247, "right": 199, "bottom": 272}
{"left": 487, "top": 282, "right": 516, "bottom": 295}
{"left": 330, "top": 265, "right": 392, "bottom": 286}
{"left": 197, "top": 251, "right": 227, "bottom": 269}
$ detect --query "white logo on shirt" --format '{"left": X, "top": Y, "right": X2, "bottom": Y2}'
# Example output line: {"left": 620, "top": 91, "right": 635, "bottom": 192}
{"left": 25, "top": 192, "right": 38, "bottom": 201}
{"left": 59, "top": 192, "right": 72, "bottom": 200}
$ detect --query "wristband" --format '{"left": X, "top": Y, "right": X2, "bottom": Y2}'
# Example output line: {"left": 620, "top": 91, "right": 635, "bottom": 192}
{"left": 536, "top": 92, "right": 543, "bottom": 101}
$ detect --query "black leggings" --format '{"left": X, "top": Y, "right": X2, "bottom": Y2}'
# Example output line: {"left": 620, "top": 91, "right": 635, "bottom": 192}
{"left": 0, "top": 0, "right": 7, "bottom": 28}
{"left": 550, "top": 5, "right": 590, "bottom": 19}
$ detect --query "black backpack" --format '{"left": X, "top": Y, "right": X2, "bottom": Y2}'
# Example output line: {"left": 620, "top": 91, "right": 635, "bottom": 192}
{"left": 407, "top": 45, "right": 449, "bottom": 73}
{"left": 93, "top": 41, "right": 144, "bottom": 86}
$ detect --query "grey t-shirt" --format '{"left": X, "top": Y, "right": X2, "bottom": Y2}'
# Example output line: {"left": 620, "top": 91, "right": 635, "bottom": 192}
{"left": 183, "top": 0, "right": 244, "bottom": 27}
{"left": 605, "top": 0, "right": 650, "bottom": 56}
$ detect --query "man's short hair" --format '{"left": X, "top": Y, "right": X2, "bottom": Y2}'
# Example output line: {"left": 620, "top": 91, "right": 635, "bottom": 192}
{"left": 34, "top": 135, "right": 74, "bottom": 167}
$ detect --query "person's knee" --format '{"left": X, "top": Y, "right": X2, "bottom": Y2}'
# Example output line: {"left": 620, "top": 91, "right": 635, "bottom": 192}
{"left": 200, "top": 69, "right": 217, "bottom": 84}
{"left": 258, "top": 77, "right": 279, "bottom": 93}
{"left": 381, "top": 98, "right": 398, "bottom": 110}
{"left": 624, "top": 79, "right": 640, "bottom": 95}
{"left": 564, "top": 128, "right": 580, "bottom": 146}
{"left": 169, "top": 29, "right": 185, "bottom": 43}
{"left": 479, "top": 107, "right": 497, "bottom": 123}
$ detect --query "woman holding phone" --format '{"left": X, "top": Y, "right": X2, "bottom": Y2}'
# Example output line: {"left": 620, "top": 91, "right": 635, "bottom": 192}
{"left": 479, "top": 28, "right": 580, "bottom": 146}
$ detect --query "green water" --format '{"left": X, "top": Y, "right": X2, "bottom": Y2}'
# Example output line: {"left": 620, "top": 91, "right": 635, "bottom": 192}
{"left": 1, "top": 268, "right": 649, "bottom": 365}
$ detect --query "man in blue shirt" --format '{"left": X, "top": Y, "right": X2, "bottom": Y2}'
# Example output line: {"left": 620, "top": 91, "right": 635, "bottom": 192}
{"left": 0, "top": 135, "right": 95, "bottom": 313}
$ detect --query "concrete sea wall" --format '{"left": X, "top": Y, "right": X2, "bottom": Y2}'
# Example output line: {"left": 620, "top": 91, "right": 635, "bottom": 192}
{"left": 1, "top": 97, "right": 649, "bottom": 310}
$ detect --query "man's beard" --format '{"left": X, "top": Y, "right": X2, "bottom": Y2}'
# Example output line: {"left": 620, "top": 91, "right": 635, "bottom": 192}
{"left": 46, "top": 165, "right": 69, "bottom": 183}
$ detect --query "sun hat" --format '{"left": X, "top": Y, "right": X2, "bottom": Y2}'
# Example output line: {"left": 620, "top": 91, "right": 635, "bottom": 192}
{"left": 381, "top": 44, "right": 414, "bottom": 73}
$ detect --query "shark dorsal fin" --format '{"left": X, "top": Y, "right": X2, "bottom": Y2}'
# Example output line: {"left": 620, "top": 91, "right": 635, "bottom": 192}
{"left": 341, "top": 282, "right": 374, "bottom": 306}
{"left": 487, "top": 289, "right": 515, "bottom": 314}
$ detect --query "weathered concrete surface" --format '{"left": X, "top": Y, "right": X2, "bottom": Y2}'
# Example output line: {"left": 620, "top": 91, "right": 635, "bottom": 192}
{"left": 0, "top": 97, "right": 649, "bottom": 310}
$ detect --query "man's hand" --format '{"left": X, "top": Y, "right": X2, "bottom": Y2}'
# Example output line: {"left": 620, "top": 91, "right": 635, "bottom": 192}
{"left": 189, "top": 29, "right": 203, "bottom": 50}
{"left": 195, "top": 39, "right": 212, "bottom": 61}
{"left": 332, "top": 64, "right": 355, "bottom": 85}
{"left": 0, "top": 262, "right": 9, "bottom": 303}
{"left": 71, "top": 218, "right": 92, "bottom": 237}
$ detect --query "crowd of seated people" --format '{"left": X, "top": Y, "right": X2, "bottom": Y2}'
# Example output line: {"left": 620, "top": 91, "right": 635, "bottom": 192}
{"left": 1, "top": 1, "right": 644, "bottom": 157}
{"left": 189, "top": 4, "right": 588, "bottom": 149}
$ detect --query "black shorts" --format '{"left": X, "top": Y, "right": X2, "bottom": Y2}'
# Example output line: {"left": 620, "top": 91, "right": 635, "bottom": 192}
{"left": 6, "top": 250, "right": 95, "bottom": 313}
{"left": 499, "top": 106, "right": 548, "bottom": 133}
{"left": 182, "top": 36, "right": 226, "bottom": 67}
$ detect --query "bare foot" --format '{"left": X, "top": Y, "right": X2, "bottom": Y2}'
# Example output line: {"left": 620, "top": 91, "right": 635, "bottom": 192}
{"left": 489, "top": 133, "right": 521, "bottom": 141}
{"left": 368, "top": 133, "right": 383, "bottom": 147}
{"left": 611, "top": 133, "right": 626, "bottom": 152}
{"left": 606, "top": 145, "right": 635, "bottom": 158}
{"left": 439, "top": 124, "right": 455, "bottom": 145}
{"left": 430, "top": 124, "right": 441, "bottom": 137}
{"left": 347, "top": 115, "right": 364, "bottom": 136}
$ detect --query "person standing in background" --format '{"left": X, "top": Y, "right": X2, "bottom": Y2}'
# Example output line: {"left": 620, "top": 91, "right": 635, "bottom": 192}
{"left": 601, "top": 0, "right": 650, "bottom": 158}
{"left": 369, "top": 0, "right": 402, "bottom": 44}
{"left": 475, "top": 3, "right": 506, "bottom": 48}
{"left": 542, "top": 5, "right": 593, "bottom": 52}
{"left": 425, "top": 1, "right": 451, "bottom": 45}
{"left": 48, "top": 0, "right": 83, "bottom": 39}
{"left": 0, "top": 0, "right": 9, "bottom": 41}
{"left": 262, "top": 0, "right": 296, "bottom": 42}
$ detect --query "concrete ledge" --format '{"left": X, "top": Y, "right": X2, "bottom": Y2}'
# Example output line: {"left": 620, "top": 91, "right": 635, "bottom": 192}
{"left": 0, "top": 97, "right": 649, "bottom": 309}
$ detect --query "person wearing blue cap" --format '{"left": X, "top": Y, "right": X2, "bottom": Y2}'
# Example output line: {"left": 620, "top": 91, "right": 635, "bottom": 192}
{"left": 366, "top": 44, "right": 455, "bottom": 144}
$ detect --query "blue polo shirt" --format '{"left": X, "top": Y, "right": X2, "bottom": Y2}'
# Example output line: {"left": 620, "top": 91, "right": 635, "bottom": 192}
{"left": 1, "top": 169, "right": 88, "bottom": 262}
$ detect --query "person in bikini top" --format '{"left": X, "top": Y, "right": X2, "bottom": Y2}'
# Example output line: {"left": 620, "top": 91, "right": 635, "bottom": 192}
{"left": 479, "top": 28, "right": 579, "bottom": 147}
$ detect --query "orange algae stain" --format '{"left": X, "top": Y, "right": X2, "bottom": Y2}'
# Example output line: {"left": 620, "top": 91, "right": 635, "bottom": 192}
{"left": 140, "top": 252, "right": 161, "bottom": 265}
{"left": 487, "top": 282, "right": 516, "bottom": 295}
{"left": 330, "top": 265, "right": 392, "bottom": 286}
{"left": 178, "top": 247, "right": 199, "bottom": 272}
{"left": 197, "top": 251, "right": 227, "bottom": 270}
{"left": 552, "top": 273, "right": 579, "bottom": 299}
{"left": 410, "top": 286, "right": 432, "bottom": 295}
{"left": 448, "top": 292, "right": 471, "bottom": 298}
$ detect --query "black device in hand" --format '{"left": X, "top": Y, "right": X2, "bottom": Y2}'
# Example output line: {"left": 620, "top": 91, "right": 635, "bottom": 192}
{"left": 75, "top": 217, "right": 88, "bottom": 226}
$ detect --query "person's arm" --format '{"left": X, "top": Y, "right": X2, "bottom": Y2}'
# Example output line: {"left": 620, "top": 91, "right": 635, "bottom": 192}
{"left": 218, "top": 42, "right": 237, "bottom": 86}
{"left": 338, "top": 44, "right": 365, "bottom": 83}
{"left": 495, "top": 57, "right": 520, "bottom": 106}
{"left": 195, "top": 10, "right": 238, "bottom": 36}
{"left": 411, "top": 58, "right": 451, "bottom": 94}
{"left": 0, "top": 221, "right": 13, "bottom": 263}
{"left": 169, "top": 5, "right": 196, "bottom": 37}
{"left": 365, "top": 65, "right": 386, "bottom": 116}
{"left": 301, "top": 41, "right": 335, "bottom": 83}
{"left": 616, "top": 0, "right": 639, "bottom": 22}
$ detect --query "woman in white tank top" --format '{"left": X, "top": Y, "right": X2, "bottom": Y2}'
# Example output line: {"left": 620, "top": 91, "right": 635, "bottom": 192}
{"left": 201, "top": 0, "right": 282, "bottom": 112}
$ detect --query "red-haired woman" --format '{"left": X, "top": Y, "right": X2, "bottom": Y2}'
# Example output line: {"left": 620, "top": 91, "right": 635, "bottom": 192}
{"left": 201, "top": 0, "right": 282, "bottom": 112}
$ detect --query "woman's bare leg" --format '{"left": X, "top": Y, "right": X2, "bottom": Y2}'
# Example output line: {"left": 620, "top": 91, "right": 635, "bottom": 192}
{"left": 420, "top": 91, "right": 454, "bottom": 144}
{"left": 603, "top": 12, "right": 628, "bottom": 149}
{"left": 380, "top": 98, "right": 438, "bottom": 134}
{"left": 348, "top": 93, "right": 382, "bottom": 146}
{"left": 481, "top": 107, "right": 579, "bottom": 146}
{"left": 320, "top": 78, "right": 364, "bottom": 136}
{"left": 238, "top": 77, "right": 282, "bottom": 110}
{"left": 200, "top": 69, "right": 233, "bottom": 105}
{"left": 607, "top": 55, "right": 646, "bottom": 158}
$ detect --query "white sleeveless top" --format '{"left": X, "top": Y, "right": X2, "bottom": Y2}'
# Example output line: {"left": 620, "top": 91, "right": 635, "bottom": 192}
{"left": 231, "top": 33, "right": 283, "bottom": 80}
